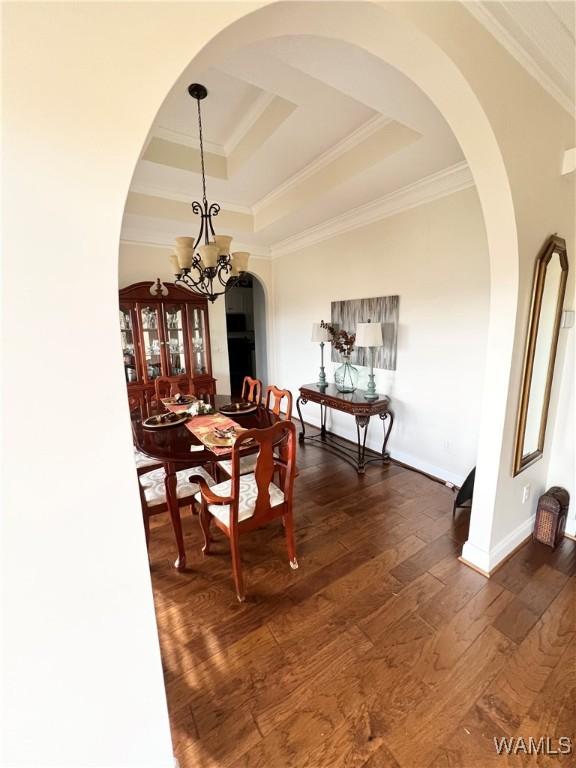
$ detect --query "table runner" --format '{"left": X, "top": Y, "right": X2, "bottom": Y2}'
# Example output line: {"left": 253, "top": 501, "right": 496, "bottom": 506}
{"left": 186, "top": 412, "right": 248, "bottom": 456}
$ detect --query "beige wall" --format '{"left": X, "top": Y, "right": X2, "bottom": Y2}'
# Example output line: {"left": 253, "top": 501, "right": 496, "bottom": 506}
{"left": 547, "top": 283, "right": 575, "bottom": 535}
{"left": 272, "top": 186, "right": 489, "bottom": 484}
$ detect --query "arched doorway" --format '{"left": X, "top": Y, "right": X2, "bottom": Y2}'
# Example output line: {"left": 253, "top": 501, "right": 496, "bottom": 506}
{"left": 225, "top": 273, "right": 268, "bottom": 395}
{"left": 128, "top": 1, "right": 520, "bottom": 572}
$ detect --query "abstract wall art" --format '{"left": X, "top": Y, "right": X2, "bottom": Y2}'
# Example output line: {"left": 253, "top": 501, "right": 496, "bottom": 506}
{"left": 330, "top": 295, "right": 399, "bottom": 369}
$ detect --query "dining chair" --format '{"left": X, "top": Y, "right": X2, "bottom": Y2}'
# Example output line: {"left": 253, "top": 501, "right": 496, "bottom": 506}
{"left": 265, "top": 385, "right": 293, "bottom": 420}
{"left": 192, "top": 420, "right": 298, "bottom": 602}
{"left": 217, "top": 384, "right": 293, "bottom": 480}
{"left": 138, "top": 464, "right": 215, "bottom": 550}
{"left": 134, "top": 446, "right": 163, "bottom": 473}
{"left": 155, "top": 375, "right": 192, "bottom": 402}
{"left": 241, "top": 376, "right": 262, "bottom": 406}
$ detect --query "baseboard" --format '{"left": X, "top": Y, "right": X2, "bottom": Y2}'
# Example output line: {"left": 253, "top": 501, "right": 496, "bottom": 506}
{"left": 460, "top": 541, "right": 491, "bottom": 575}
{"left": 489, "top": 514, "right": 536, "bottom": 569}
{"left": 461, "top": 513, "right": 536, "bottom": 577}
{"left": 458, "top": 554, "right": 490, "bottom": 578}
{"left": 565, "top": 516, "right": 576, "bottom": 538}
{"left": 298, "top": 413, "right": 464, "bottom": 487}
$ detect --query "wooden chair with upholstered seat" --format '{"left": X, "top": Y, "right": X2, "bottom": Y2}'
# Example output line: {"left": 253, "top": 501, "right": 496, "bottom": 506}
{"left": 137, "top": 464, "right": 215, "bottom": 552}
{"left": 192, "top": 420, "right": 298, "bottom": 602}
{"left": 241, "top": 375, "right": 262, "bottom": 406}
{"left": 217, "top": 384, "right": 293, "bottom": 479}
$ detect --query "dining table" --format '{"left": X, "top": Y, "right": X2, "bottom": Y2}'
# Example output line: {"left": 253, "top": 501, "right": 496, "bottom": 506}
{"left": 131, "top": 394, "right": 281, "bottom": 570}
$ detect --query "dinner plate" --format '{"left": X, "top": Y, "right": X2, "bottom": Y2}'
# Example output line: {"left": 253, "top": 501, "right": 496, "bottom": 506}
{"left": 161, "top": 395, "right": 196, "bottom": 405}
{"left": 143, "top": 412, "right": 189, "bottom": 430}
{"left": 202, "top": 429, "right": 236, "bottom": 448}
{"left": 219, "top": 402, "right": 257, "bottom": 415}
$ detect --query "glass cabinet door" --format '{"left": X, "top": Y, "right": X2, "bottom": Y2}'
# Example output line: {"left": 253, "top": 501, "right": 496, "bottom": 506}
{"left": 190, "top": 305, "right": 209, "bottom": 376}
{"left": 119, "top": 305, "right": 139, "bottom": 384}
{"left": 163, "top": 303, "right": 189, "bottom": 377}
{"left": 138, "top": 304, "right": 164, "bottom": 381}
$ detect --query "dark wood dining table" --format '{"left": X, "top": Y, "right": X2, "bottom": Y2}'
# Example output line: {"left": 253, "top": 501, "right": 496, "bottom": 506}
{"left": 131, "top": 395, "right": 280, "bottom": 570}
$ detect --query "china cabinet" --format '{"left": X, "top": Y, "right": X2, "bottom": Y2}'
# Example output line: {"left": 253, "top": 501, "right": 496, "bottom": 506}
{"left": 119, "top": 279, "right": 216, "bottom": 411}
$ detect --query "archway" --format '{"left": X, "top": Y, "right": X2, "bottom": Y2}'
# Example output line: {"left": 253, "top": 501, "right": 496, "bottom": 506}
{"left": 224, "top": 272, "right": 269, "bottom": 395}
{"left": 130, "top": 1, "right": 519, "bottom": 572}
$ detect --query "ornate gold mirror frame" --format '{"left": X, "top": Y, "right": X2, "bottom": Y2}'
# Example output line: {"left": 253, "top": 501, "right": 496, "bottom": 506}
{"left": 513, "top": 235, "right": 568, "bottom": 475}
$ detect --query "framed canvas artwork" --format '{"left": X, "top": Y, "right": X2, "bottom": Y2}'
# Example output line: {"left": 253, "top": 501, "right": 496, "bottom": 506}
{"left": 330, "top": 295, "right": 399, "bottom": 369}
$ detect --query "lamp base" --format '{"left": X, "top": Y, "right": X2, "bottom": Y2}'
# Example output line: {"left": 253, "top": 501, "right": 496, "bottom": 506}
{"left": 364, "top": 372, "right": 378, "bottom": 401}
{"left": 317, "top": 367, "right": 327, "bottom": 388}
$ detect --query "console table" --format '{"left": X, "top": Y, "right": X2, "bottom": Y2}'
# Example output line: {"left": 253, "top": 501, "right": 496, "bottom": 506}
{"left": 296, "top": 383, "right": 394, "bottom": 474}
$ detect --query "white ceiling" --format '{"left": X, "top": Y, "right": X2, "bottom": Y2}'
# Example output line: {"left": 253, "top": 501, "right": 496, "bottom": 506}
{"left": 122, "top": 3, "right": 575, "bottom": 257}
{"left": 125, "top": 34, "right": 463, "bottom": 254}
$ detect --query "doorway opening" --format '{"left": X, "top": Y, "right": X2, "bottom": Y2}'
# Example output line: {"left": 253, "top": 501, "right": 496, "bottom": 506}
{"left": 225, "top": 273, "right": 268, "bottom": 396}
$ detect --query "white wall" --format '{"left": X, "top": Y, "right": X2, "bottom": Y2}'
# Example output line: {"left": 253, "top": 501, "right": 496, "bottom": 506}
{"left": 547, "top": 284, "right": 576, "bottom": 535}
{"left": 271, "top": 186, "right": 488, "bottom": 485}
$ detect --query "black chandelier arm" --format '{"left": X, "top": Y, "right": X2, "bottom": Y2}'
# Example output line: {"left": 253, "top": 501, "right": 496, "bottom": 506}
{"left": 217, "top": 262, "right": 233, "bottom": 288}
{"left": 176, "top": 269, "right": 238, "bottom": 303}
{"left": 176, "top": 262, "right": 205, "bottom": 291}
{"left": 207, "top": 203, "right": 219, "bottom": 239}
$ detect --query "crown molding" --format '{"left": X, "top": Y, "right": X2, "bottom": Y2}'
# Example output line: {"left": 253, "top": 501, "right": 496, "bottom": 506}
{"left": 128, "top": 182, "right": 253, "bottom": 215}
{"left": 463, "top": 2, "right": 574, "bottom": 116}
{"left": 120, "top": 228, "right": 270, "bottom": 259}
{"left": 152, "top": 125, "right": 226, "bottom": 156}
{"left": 252, "top": 114, "right": 391, "bottom": 214}
{"left": 270, "top": 161, "right": 474, "bottom": 258}
{"left": 224, "top": 92, "right": 276, "bottom": 155}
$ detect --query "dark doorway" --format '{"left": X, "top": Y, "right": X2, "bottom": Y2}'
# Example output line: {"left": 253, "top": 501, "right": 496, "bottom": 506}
{"left": 225, "top": 275, "right": 256, "bottom": 397}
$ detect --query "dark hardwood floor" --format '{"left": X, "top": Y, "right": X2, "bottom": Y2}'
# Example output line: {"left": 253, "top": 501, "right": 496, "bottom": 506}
{"left": 148, "top": 442, "right": 576, "bottom": 768}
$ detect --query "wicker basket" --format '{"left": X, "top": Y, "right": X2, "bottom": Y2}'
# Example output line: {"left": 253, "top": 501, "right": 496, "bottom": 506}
{"left": 533, "top": 486, "right": 570, "bottom": 548}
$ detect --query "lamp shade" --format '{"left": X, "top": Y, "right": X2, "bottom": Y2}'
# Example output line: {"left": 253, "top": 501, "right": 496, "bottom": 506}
{"left": 214, "top": 234, "right": 232, "bottom": 255}
{"left": 356, "top": 321, "right": 383, "bottom": 347}
{"left": 198, "top": 244, "right": 219, "bottom": 268}
{"left": 231, "top": 251, "right": 250, "bottom": 272}
{"left": 311, "top": 323, "right": 331, "bottom": 342}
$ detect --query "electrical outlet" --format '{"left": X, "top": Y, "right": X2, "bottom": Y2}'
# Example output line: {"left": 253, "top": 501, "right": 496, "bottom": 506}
{"left": 522, "top": 484, "right": 531, "bottom": 504}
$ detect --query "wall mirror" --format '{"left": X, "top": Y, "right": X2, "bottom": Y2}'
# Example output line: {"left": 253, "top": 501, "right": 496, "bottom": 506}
{"left": 513, "top": 235, "right": 568, "bottom": 475}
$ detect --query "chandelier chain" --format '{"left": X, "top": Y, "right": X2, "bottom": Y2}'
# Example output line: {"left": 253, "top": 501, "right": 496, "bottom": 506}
{"left": 196, "top": 97, "right": 208, "bottom": 206}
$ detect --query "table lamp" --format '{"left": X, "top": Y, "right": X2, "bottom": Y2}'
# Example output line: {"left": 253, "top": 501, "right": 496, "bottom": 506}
{"left": 356, "top": 320, "right": 383, "bottom": 401}
{"left": 311, "top": 322, "right": 331, "bottom": 388}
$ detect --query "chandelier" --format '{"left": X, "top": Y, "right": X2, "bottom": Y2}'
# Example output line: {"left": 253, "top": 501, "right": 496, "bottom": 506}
{"left": 169, "top": 83, "right": 250, "bottom": 302}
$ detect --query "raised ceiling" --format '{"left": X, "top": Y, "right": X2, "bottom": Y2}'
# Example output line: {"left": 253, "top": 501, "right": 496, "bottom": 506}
{"left": 122, "top": 3, "right": 574, "bottom": 258}
{"left": 122, "top": 34, "right": 466, "bottom": 256}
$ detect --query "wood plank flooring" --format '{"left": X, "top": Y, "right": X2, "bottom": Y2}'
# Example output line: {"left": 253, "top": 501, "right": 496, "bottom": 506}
{"left": 148, "top": 442, "right": 576, "bottom": 767}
